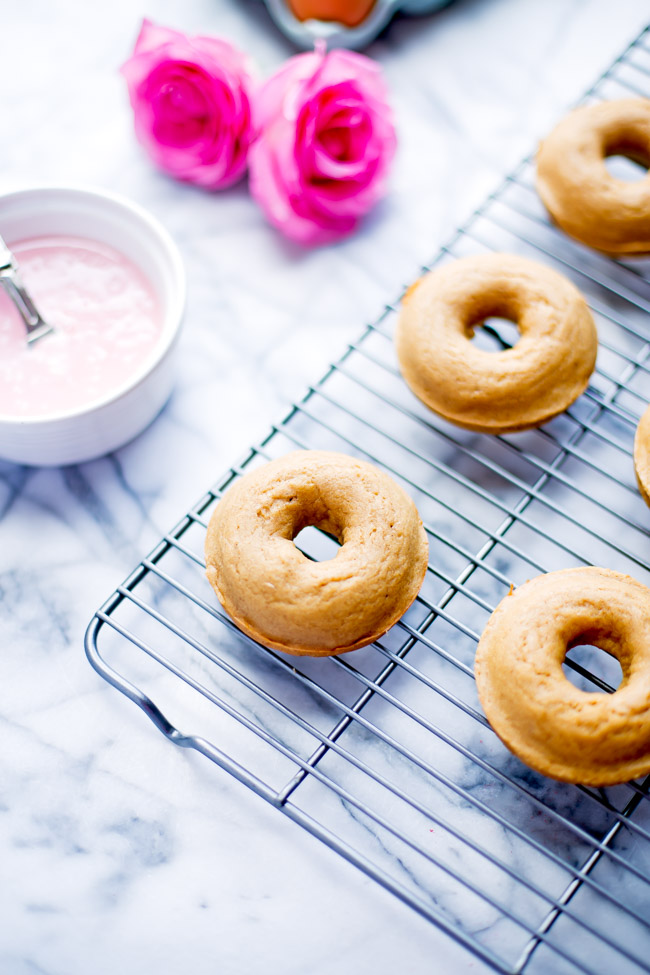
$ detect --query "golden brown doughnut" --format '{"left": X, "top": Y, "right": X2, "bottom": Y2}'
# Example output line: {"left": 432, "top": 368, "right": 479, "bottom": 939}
{"left": 394, "top": 253, "right": 597, "bottom": 434}
{"left": 634, "top": 404, "right": 650, "bottom": 507}
{"left": 204, "top": 450, "right": 429, "bottom": 656}
{"left": 536, "top": 98, "right": 650, "bottom": 254}
{"left": 475, "top": 567, "right": 650, "bottom": 785}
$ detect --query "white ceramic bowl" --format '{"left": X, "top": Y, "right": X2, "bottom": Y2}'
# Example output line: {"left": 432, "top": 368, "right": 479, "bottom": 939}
{"left": 0, "top": 186, "right": 186, "bottom": 466}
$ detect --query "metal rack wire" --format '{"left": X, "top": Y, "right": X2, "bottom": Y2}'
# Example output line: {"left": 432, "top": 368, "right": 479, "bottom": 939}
{"left": 86, "top": 26, "right": 650, "bottom": 975}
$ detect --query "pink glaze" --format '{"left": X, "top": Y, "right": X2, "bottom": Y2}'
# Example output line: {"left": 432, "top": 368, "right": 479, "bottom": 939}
{"left": 0, "top": 235, "right": 163, "bottom": 419}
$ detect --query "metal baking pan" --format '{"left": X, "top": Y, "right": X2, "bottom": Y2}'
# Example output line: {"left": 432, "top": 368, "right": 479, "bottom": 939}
{"left": 257, "top": 0, "right": 453, "bottom": 49}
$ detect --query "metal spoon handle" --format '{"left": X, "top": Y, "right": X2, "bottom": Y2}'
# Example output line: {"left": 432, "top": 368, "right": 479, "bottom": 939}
{"left": 0, "top": 234, "right": 54, "bottom": 346}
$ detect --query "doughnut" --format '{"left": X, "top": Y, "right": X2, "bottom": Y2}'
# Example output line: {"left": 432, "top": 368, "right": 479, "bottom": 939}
{"left": 288, "top": 0, "right": 376, "bottom": 25}
{"left": 475, "top": 567, "right": 650, "bottom": 785}
{"left": 536, "top": 98, "right": 650, "bottom": 254}
{"left": 204, "top": 450, "right": 429, "bottom": 656}
{"left": 394, "top": 253, "right": 598, "bottom": 434}
{"left": 634, "top": 403, "right": 650, "bottom": 507}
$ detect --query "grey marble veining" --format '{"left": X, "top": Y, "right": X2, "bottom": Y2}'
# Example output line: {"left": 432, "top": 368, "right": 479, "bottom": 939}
{"left": 2, "top": 2, "right": 650, "bottom": 974}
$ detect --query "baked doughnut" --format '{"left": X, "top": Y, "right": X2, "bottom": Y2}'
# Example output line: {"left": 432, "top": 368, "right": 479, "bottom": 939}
{"left": 204, "top": 450, "right": 429, "bottom": 656}
{"left": 634, "top": 404, "right": 650, "bottom": 507}
{"left": 288, "top": 0, "right": 376, "bottom": 25}
{"left": 395, "top": 253, "right": 597, "bottom": 434}
{"left": 475, "top": 567, "right": 650, "bottom": 785}
{"left": 536, "top": 98, "right": 650, "bottom": 254}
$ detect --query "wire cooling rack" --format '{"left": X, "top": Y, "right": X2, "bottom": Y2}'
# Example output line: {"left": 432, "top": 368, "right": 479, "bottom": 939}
{"left": 86, "top": 26, "right": 650, "bottom": 975}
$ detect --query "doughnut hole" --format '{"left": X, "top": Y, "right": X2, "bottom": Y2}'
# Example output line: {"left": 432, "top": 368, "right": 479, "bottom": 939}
{"left": 290, "top": 499, "right": 343, "bottom": 562}
{"left": 293, "top": 525, "right": 341, "bottom": 562}
{"left": 603, "top": 131, "right": 650, "bottom": 181}
{"left": 465, "top": 291, "right": 522, "bottom": 354}
{"left": 470, "top": 316, "right": 520, "bottom": 353}
{"left": 604, "top": 154, "right": 649, "bottom": 181}
{"left": 562, "top": 630, "right": 625, "bottom": 694}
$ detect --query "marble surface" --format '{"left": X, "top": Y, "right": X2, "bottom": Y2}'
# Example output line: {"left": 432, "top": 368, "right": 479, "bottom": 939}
{"left": 2, "top": 2, "right": 650, "bottom": 974}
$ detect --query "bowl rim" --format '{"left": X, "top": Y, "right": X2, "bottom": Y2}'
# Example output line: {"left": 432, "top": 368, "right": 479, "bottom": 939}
{"left": 0, "top": 184, "right": 186, "bottom": 427}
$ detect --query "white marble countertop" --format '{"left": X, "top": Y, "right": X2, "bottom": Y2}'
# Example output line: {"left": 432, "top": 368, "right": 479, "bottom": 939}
{"left": 2, "top": 2, "right": 650, "bottom": 973}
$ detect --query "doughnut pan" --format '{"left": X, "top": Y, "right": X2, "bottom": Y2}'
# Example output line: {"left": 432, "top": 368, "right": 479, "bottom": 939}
{"left": 257, "top": 0, "right": 453, "bottom": 49}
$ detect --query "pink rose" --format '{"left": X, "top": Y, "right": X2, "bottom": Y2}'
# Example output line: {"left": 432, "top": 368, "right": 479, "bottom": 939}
{"left": 121, "top": 20, "right": 255, "bottom": 189}
{"left": 249, "top": 45, "right": 396, "bottom": 245}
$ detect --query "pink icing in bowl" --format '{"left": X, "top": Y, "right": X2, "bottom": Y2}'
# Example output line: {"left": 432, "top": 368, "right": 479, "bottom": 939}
{"left": 0, "top": 187, "right": 185, "bottom": 465}
{"left": 0, "top": 235, "right": 164, "bottom": 418}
